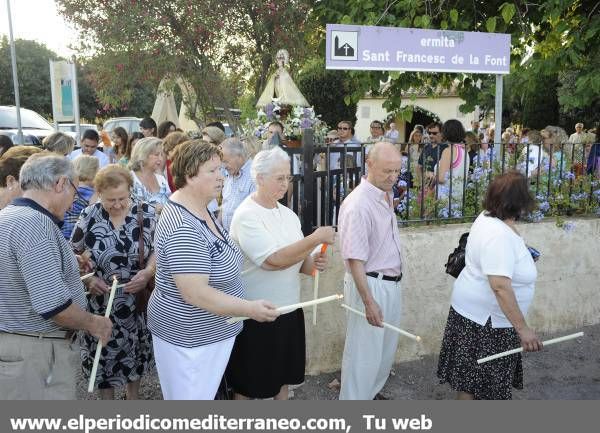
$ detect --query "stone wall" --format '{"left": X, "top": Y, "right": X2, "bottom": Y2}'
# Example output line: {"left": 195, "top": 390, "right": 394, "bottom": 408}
{"left": 300, "top": 217, "right": 600, "bottom": 374}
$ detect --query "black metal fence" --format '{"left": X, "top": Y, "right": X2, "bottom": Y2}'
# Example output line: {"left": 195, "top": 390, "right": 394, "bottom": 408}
{"left": 281, "top": 129, "right": 600, "bottom": 235}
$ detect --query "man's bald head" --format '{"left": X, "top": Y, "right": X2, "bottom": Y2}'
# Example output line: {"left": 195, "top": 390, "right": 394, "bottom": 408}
{"left": 368, "top": 141, "right": 401, "bottom": 162}
{"left": 366, "top": 141, "right": 402, "bottom": 192}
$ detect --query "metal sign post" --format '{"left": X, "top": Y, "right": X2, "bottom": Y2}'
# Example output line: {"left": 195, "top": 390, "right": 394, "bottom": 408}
{"left": 6, "top": 0, "right": 23, "bottom": 144}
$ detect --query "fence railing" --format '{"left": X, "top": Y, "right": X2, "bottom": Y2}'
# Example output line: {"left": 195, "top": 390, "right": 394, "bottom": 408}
{"left": 280, "top": 129, "right": 600, "bottom": 235}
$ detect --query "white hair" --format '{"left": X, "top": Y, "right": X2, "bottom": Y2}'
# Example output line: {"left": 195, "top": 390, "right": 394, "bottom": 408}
{"left": 20, "top": 153, "right": 74, "bottom": 191}
{"left": 251, "top": 146, "right": 290, "bottom": 183}
{"left": 128, "top": 137, "right": 162, "bottom": 171}
{"left": 221, "top": 137, "right": 247, "bottom": 159}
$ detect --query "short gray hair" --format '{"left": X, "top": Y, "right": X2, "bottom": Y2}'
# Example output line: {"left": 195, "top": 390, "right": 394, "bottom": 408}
{"left": 128, "top": 137, "right": 163, "bottom": 171}
{"left": 251, "top": 146, "right": 290, "bottom": 183}
{"left": 221, "top": 137, "right": 247, "bottom": 159}
{"left": 42, "top": 132, "right": 76, "bottom": 156}
{"left": 20, "top": 153, "right": 75, "bottom": 191}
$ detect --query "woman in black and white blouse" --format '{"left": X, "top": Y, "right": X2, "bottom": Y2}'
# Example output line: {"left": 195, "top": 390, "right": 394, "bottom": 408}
{"left": 147, "top": 139, "right": 279, "bottom": 400}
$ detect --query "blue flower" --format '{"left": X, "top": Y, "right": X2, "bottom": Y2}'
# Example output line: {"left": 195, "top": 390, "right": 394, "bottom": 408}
{"left": 562, "top": 221, "right": 575, "bottom": 233}
{"left": 526, "top": 210, "right": 544, "bottom": 222}
{"left": 564, "top": 172, "right": 575, "bottom": 180}
{"left": 538, "top": 201, "right": 550, "bottom": 213}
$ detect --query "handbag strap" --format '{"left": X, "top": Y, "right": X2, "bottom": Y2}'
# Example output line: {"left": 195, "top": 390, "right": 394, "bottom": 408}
{"left": 137, "top": 202, "right": 145, "bottom": 269}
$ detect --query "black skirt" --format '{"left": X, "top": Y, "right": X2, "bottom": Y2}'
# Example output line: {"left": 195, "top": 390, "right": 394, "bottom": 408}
{"left": 437, "top": 307, "right": 523, "bottom": 400}
{"left": 226, "top": 308, "right": 305, "bottom": 398}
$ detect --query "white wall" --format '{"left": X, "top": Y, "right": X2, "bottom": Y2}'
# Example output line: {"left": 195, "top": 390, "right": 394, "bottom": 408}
{"left": 300, "top": 217, "right": 600, "bottom": 374}
{"left": 355, "top": 95, "right": 477, "bottom": 141}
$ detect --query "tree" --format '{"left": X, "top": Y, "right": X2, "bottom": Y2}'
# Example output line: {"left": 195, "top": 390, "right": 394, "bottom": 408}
{"left": 312, "top": 0, "right": 600, "bottom": 124}
{"left": 296, "top": 57, "right": 357, "bottom": 127}
{"left": 0, "top": 37, "right": 103, "bottom": 121}
{"left": 57, "top": 0, "right": 316, "bottom": 127}
{"left": 0, "top": 37, "right": 59, "bottom": 117}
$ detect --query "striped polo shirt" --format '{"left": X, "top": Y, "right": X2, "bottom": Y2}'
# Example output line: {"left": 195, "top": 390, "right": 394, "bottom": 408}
{"left": 147, "top": 200, "right": 244, "bottom": 348}
{"left": 0, "top": 198, "right": 87, "bottom": 333}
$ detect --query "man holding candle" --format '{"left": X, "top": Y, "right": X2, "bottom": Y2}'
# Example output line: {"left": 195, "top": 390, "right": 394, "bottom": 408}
{"left": 0, "top": 154, "right": 112, "bottom": 399}
{"left": 338, "top": 141, "right": 404, "bottom": 400}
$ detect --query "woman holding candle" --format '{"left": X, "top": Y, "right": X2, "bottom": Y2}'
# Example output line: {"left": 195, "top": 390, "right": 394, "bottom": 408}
{"left": 71, "top": 164, "right": 156, "bottom": 399}
{"left": 147, "top": 139, "right": 279, "bottom": 400}
{"left": 437, "top": 171, "right": 542, "bottom": 400}
{"left": 226, "top": 146, "right": 335, "bottom": 400}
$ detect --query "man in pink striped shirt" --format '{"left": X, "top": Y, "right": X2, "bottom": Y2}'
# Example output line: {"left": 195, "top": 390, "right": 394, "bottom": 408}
{"left": 338, "top": 141, "right": 404, "bottom": 400}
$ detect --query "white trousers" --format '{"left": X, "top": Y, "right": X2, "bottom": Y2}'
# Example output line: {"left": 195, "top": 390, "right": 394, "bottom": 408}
{"left": 339, "top": 273, "right": 402, "bottom": 400}
{"left": 153, "top": 334, "right": 235, "bottom": 400}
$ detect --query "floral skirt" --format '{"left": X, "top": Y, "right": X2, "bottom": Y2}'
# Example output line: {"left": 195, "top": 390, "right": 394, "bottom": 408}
{"left": 81, "top": 292, "right": 153, "bottom": 389}
{"left": 437, "top": 307, "right": 523, "bottom": 400}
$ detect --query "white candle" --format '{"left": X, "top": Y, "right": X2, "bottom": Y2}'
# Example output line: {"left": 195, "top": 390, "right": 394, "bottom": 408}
{"left": 341, "top": 303, "right": 422, "bottom": 342}
{"left": 227, "top": 294, "right": 343, "bottom": 324}
{"left": 477, "top": 331, "right": 584, "bottom": 364}
{"left": 87, "top": 276, "right": 118, "bottom": 393}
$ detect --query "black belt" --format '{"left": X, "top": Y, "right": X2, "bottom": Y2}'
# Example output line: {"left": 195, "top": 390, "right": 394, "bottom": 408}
{"left": 366, "top": 272, "right": 403, "bottom": 282}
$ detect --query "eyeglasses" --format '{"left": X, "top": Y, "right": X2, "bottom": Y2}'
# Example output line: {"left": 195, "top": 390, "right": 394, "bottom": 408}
{"left": 370, "top": 125, "right": 383, "bottom": 129}
{"left": 67, "top": 178, "right": 83, "bottom": 201}
{"left": 270, "top": 174, "right": 294, "bottom": 184}
{"left": 337, "top": 126, "right": 350, "bottom": 131}
{"left": 428, "top": 131, "right": 439, "bottom": 135}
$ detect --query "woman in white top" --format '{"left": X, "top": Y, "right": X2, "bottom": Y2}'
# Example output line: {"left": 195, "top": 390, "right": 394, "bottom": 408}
{"left": 434, "top": 120, "right": 470, "bottom": 217}
{"left": 128, "top": 137, "right": 171, "bottom": 213}
{"left": 437, "top": 171, "right": 543, "bottom": 400}
{"left": 226, "top": 146, "right": 336, "bottom": 400}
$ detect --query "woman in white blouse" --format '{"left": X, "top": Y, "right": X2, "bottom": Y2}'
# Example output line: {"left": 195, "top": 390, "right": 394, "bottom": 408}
{"left": 226, "top": 146, "right": 336, "bottom": 400}
{"left": 437, "top": 170, "right": 543, "bottom": 400}
{"left": 128, "top": 137, "right": 171, "bottom": 212}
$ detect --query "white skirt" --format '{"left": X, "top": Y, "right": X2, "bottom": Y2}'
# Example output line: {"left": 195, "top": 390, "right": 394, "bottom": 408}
{"left": 153, "top": 334, "right": 235, "bottom": 400}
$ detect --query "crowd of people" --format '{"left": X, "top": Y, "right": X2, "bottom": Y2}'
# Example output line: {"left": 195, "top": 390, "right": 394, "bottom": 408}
{"left": 0, "top": 114, "right": 595, "bottom": 401}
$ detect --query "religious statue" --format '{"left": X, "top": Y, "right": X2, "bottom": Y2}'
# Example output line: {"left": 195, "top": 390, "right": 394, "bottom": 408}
{"left": 256, "top": 49, "right": 309, "bottom": 108}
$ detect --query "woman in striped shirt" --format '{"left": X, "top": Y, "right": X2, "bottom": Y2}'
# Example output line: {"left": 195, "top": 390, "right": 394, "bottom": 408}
{"left": 147, "top": 139, "right": 279, "bottom": 400}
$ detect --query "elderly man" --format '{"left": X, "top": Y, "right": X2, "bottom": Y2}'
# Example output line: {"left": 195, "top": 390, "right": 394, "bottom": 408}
{"left": 220, "top": 137, "right": 256, "bottom": 231}
{"left": 338, "top": 142, "right": 404, "bottom": 400}
{"left": 0, "top": 154, "right": 112, "bottom": 400}
{"left": 568, "top": 123, "right": 585, "bottom": 145}
{"left": 68, "top": 129, "right": 110, "bottom": 168}
{"left": 385, "top": 122, "right": 400, "bottom": 143}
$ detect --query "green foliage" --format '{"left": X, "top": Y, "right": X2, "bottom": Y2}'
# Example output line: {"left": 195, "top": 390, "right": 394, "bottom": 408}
{"left": 0, "top": 37, "right": 59, "bottom": 117}
{"left": 57, "top": 0, "right": 316, "bottom": 127}
{"left": 296, "top": 58, "right": 357, "bottom": 127}
{"left": 522, "top": 74, "right": 560, "bottom": 129}
{"left": 0, "top": 37, "right": 105, "bottom": 120}
{"left": 312, "top": 0, "right": 600, "bottom": 122}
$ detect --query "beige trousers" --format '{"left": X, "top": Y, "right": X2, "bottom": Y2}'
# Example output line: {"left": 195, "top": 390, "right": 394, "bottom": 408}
{"left": 0, "top": 332, "right": 79, "bottom": 400}
{"left": 339, "top": 273, "right": 402, "bottom": 400}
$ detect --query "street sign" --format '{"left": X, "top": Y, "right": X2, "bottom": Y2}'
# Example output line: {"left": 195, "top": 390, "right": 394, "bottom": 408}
{"left": 326, "top": 24, "right": 510, "bottom": 75}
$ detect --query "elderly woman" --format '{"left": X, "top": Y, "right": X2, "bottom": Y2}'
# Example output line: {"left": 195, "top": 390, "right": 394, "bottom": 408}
{"left": 0, "top": 146, "right": 42, "bottom": 209}
{"left": 71, "top": 164, "right": 156, "bottom": 400}
{"left": 42, "top": 132, "right": 76, "bottom": 157}
{"left": 226, "top": 146, "right": 335, "bottom": 400}
{"left": 129, "top": 137, "right": 171, "bottom": 212}
{"left": 62, "top": 155, "right": 99, "bottom": 239}
{"left": 147, "top": 139, "right": 279, "bottom": 400}
{"left": 437, "top": 171, "right": 542, "bottom": 400}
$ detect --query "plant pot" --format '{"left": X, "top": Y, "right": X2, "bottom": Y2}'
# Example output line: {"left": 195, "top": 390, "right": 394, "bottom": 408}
{"left": 286, "top": 139, "right": 302, "bottom": 148}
